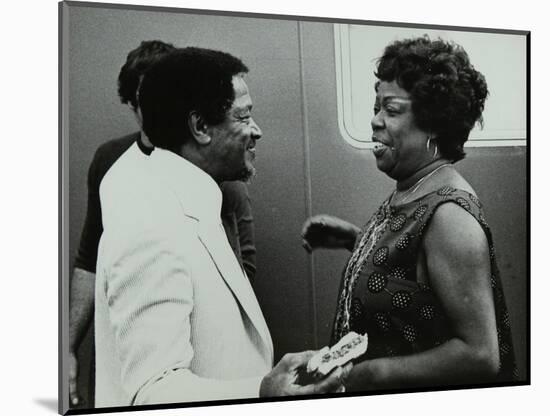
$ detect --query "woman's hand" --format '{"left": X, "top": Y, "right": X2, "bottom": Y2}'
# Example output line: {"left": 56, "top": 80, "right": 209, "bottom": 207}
{"left": 301, "top": 215, "right": 360, "bottom": 252}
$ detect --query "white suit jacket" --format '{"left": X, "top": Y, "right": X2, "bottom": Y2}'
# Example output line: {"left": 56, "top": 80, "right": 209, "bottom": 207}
{"left": 95, "top": 144, "right": 273, "bottom": 407}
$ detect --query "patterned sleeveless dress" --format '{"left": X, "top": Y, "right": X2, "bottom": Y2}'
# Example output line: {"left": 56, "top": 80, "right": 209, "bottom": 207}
{"left": 331, "top": 186, "right": 517, "bottom": 381}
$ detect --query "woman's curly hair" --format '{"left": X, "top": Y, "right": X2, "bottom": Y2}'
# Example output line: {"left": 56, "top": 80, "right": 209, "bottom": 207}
{"left": 375, "top": 35, "right": 488, "bottom": 161}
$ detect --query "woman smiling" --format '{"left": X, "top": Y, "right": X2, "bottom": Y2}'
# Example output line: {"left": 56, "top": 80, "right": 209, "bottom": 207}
{"left": 302, "top": 36, "right": 517, "bottom": 390}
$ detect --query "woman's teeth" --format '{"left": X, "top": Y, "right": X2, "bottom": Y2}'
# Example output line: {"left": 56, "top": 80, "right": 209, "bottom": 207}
{"left": 372, "top": 142, "right": 388, "bottom": 156}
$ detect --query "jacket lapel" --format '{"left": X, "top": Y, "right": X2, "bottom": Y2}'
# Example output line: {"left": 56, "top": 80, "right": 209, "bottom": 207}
{"left": 197, "top": 220, "right": 273, "bottom": 361}
{"left": 149, "top": 148, "right": 273, "bottom": 362}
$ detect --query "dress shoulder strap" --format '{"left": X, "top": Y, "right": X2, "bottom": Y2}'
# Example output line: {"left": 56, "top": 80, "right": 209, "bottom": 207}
{"left": 410, "top": 186, "right": 493, "bottom": 241}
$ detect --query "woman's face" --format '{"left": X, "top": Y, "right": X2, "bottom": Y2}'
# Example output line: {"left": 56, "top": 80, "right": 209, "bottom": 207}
{"left": 371, "top": 81, "right": 431, "bottom": 180}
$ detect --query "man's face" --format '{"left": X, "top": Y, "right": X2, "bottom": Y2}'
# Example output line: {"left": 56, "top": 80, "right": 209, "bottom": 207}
{"left": 208, "top": 75, "right": 262, "bottom": 182}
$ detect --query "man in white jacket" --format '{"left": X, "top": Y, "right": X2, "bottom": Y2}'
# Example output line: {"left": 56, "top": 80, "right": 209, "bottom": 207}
{"left": 95, "top": 46, "right": 347, "bottom": 407}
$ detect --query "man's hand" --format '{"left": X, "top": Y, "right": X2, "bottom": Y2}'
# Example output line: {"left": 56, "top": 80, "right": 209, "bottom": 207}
{"left": 68, "top": 351, "right": 81, "bottom": 407}
{"left": 259, "top": 351, "right": 351, "bottom": 397}
{"left": 301, "top": 215, "right": 360, "bottom": 253}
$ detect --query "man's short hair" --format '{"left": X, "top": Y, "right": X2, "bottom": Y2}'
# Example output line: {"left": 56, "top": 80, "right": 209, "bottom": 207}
{"left": 117, "top": 40, "right": 176, "bottom": 109}
{"left": 139, "top": 47, "right": 249, "bottom": 150}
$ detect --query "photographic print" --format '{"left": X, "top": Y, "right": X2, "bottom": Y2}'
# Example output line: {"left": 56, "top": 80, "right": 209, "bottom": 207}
{"left": 59, "top": 1, "right": 529, "bottom": 414}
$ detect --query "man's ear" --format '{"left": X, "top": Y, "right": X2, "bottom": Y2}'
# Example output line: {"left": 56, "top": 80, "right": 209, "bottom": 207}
{"left": 188, "top": 111, "right": 211, "bottom": 145}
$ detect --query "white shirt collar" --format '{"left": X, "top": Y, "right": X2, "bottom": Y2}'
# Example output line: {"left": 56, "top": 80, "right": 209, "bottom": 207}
{"left": 149, "top": 147, "right": 222, "bottom": 222}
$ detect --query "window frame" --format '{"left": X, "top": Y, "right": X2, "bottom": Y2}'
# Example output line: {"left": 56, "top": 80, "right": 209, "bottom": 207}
{"left": 334, "top": 24, "right": 527, "bottom": 149}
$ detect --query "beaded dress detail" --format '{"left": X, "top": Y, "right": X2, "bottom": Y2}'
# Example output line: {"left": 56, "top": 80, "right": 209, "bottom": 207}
{"left": 331, "top": 186, "right": 517, "bottom": 381}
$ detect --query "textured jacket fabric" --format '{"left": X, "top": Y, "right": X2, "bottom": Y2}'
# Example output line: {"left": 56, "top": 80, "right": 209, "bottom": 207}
{"left": 74, "top": 132, "right": 140, "bottom": 272}
{"left": 95, "top": 143, "right": 273, "bottom": 407}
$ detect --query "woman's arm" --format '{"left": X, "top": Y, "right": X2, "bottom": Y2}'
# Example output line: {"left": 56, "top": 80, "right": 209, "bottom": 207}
{"left": 346, "top": 203, "right": 500, "bottom": 390}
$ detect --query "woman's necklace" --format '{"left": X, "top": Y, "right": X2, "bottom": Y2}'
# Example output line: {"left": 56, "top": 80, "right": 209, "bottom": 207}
{"left": 392, "top": 163, "right": 453, "bottom": 205}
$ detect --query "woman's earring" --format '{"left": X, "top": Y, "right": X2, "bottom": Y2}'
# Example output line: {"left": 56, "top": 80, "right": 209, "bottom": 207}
{"left": 427, "top": 136, "right": 438, "bottom": 158}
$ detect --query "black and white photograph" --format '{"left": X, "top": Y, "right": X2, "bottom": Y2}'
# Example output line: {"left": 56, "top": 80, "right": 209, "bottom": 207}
{"left": 56, "top": 1, "right": 532, "bottom": 414}
{"left": 57, "top": 1, "right": 529, "bottom": 414}
{"left": 6, "top": 0, "right": 548, "bottom": 415}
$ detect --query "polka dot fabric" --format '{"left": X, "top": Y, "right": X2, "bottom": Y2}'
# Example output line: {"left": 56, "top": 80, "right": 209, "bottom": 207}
{"left": 403, "top": 324, "right": 418, "bottom": 342}
{"left": 395, "top": 232, "right": 413, "bottom": 251}
{"left": 375, "top": 312, "right": 391, "bottom": 332}
{"left": 392, "top": 291, "right": 412, "bottom": 309}
{"left": 331, "top": 187, "right": 517, "bottom": 382}
{"left": 373, "top": 247, "right": 389, "bottom": 266}
{"left": 413, "top": 204, "right": 428, "bottom": 220}
{"left": 389, "top": 266, "right": 408, "bottom": 280}
{"left": 367, "top": 272, "right": 388, "bottom": 293}
{"left": 390, "top": 213, "right": 407, "bottom": 231}
{"left": 419, "top": 304, "right": 435, "bottom": 320}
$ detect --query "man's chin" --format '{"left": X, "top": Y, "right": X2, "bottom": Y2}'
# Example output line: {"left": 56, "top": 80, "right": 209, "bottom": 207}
{"left": 222, "top": 163, "right": 256, "bottom": 183}
{"left": 239, "top": 165, "right": 257, "bottom": 183}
